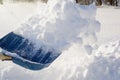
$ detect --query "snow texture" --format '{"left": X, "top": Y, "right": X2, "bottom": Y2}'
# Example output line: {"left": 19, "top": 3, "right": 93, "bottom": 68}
{"left": 0, "top": 0, "right": 120, "bottom": 80}
{"left": 14, "top": 0, "right": 100, "bottom": 53}
{"left": 0, "top": 40, "right": 120, "bottom": 80}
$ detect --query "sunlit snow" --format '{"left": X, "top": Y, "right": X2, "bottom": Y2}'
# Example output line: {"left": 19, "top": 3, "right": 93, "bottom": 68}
{"left": 0, "top": 0, "right": 120, "bottom": 80}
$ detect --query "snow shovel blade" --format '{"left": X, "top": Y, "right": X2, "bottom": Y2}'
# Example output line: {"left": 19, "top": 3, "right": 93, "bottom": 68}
{"left": 0, "top": 32, "right": 61, "bottom": 70}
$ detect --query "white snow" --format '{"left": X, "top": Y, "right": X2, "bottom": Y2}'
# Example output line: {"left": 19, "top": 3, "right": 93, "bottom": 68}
{"left": 14, "top": 0, "right": 100, "bottom": 53}
{"left": 96, "top": 6, "right": 120, "bottom": 44}
{"left": 0, "top": 0, "right": 120, "bottom": 80}
{"left": 0, "top": 2, "right": 38, "bottom": 38}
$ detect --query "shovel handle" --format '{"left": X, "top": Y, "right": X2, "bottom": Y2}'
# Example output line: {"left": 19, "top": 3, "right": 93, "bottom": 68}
{"left": 0, "top": 52, "right": 12, "bottom": 61}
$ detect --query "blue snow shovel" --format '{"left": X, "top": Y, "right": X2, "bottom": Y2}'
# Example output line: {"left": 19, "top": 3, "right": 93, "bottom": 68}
{"left": 0, "top": 32, "right": 61, "bottom": 70}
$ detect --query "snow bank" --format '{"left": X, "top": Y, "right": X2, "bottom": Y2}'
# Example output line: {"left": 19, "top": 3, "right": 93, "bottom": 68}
{"left": 15, "top": 0, "right": 100, "bottom": 53}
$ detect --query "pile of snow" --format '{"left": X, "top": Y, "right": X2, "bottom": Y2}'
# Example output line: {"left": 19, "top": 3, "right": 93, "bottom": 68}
{"left": 0, "top": 0, "right": 109, "bottom": 80}
{"left": 85, "top": 40, "right": 120, "bottom": 80}
{"left": 0, "top": 0, "right": 120, "bottom": 79}
{"left": 15, "top": 0, "right": 100, "bottom": 53}
{"left": 0, "top": 40, "right": 120, "bottom": 80}
{"left": 1, "top": 0, "right": 120, "bottom": 79}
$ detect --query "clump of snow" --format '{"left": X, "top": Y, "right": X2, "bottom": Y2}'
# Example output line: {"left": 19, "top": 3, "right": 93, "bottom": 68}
{"left": 15, "top": 0, "right": 100, "bottom": 53}
{"left": 84, "top": 45, "right": 93, "bottom": 55}
{"left": 85, "top": 40, "right": 120, "bottom": 80}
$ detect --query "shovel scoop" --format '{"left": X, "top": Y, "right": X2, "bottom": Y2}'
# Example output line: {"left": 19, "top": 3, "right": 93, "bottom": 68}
{"left": 0, "top": 32, "right": 61, "bottom": 70}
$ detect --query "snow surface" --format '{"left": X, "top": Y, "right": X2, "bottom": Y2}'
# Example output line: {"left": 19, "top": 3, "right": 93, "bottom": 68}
{"left": 0, "top": 0, "right": 120, "bottom": 80}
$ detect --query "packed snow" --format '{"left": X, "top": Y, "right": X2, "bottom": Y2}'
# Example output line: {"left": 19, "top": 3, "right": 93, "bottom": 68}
{"left": 0, "top": 0, "right": 120, "bottom": 80}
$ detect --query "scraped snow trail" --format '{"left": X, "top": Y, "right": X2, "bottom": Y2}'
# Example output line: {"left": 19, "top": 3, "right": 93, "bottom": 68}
{"left": 0, "top": 0, "right": 120, "bottom": 80}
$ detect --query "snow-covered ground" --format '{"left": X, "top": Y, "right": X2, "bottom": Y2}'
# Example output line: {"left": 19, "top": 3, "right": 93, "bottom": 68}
{"left": 0, "top": 1, "right": 120, "bottom": 80}
{"left": 97, "top": 6, "right": 120, "bottom": 45}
